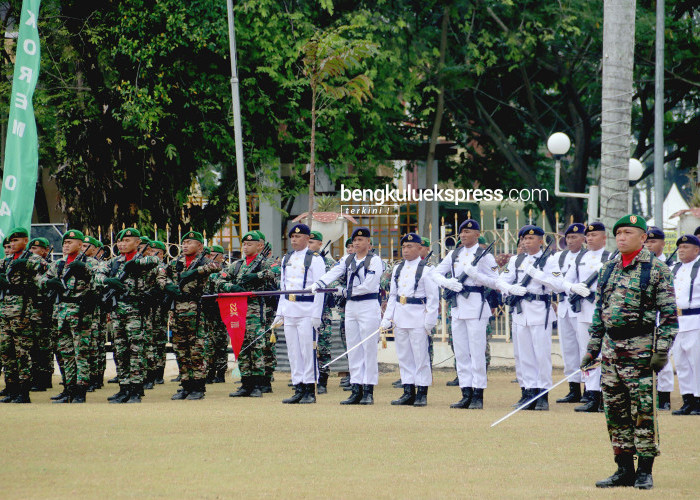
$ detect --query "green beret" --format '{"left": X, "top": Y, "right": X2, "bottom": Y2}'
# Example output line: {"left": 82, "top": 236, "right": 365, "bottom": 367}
{"left": 345, "top": 238, "right": 353, "bottom": 247}
{"left": 478, "top": 236, "right": 486, "bottom": 244}
{"left": 255, "top": 230, "right": 266, "bottom": 241}
{"left": 421, "top": 237, "right": 430, "bottom": 248}
{"left": 181, "top": 231, "right": 203, "bottom": 243}
{"left": 211, "top": 245, "right": 225, "bottom": 254}
{"left": 3, "top": 236, "right": 10, "bottom": 246}
{"left": 29, "top": 237, "right": 50, "bottom": 249}
{"left": 242, "top": 231, "right": 261, "bottom": 242}
{"left": 8, "top": 227, "right": 29, "bottom": 239}
{"left": 613, "top": 214, "right": 647, "bottom": 236}
{"left": 82, "top": 236, "right": 101, "bottom": 248}
{"left": 119, "top": 228, "right": 141, "bottom": 240}
{"left": 310, "top": 231, "right": 323, "bottom": 242}
{"left": 150, "top": 240, "right": 166, "bottom": 251}
{"left": 63, "top": 229, "right": 85, "bottom": 242}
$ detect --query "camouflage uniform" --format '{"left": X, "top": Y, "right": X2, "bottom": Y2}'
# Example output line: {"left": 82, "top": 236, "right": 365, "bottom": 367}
{"left": 203, "top": 273, "right": 230, "bottom": 382}
{"left": 157, "top": 252, "right": 220, "bottom": 393}
{"left": 588, "top": 247, "right": 677, "bottom": 459}
{"left": 262, "top": 261, "right": 281, "bottom": 380}
{"left": 140, "top": 263, "right": 163, "bottom": 387}
{"left": 317, "top": 255, "right": 338, "bottom": 382}
{"left": 151, "top": 261, "right": 170, "bottom": 381}
{"left": 31, "top": 256, "right": 55, "bottom": 390}
{"left": 0, "top": 254, "right": 47, "bottom": 398}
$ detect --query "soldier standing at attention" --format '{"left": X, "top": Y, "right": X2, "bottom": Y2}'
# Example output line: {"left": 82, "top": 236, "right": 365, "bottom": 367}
{"left": 27, "top": 237, "right": 55, "bottom": 392}
{"left": 147, "top": 240, "right": 169, "bottom": 385}
{"left": 580, "top": 215, "right": 677, "bottom": 490}
{"left": 204, "top": 244, "right": 229, "bottom": 384}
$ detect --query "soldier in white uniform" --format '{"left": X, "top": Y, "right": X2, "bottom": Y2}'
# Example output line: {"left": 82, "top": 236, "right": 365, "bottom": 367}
{"left": 497, "top": 225, "right": 557, "bottom": 410}
{"left": 645, "top": 226, "right": 675, "bottom": 409}
{"left": 562, "top": 222, "right": 611, "bottom": 412}
{"left": 551, "top": 223, "right": 586, "bottom": 404}
{"left": 669, "top": 234, "right": 700, "bottom": 415}
{"left": 312, "top": 227, "right": 383, "bottom": 405}
{"left": 381, "top": 233, "right": 439, "bottom": 406}
{"left": 274, "top": 224, "right": 325, "bottom": 404}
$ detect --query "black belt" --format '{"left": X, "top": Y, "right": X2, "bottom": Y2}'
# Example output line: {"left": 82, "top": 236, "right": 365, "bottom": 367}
{"left": 284, "top": 294, "right": 314, "bottom": 303}
{"left": 348, "top": 293, "right": 379, "bottom": 302}
{"left": 523, "top": 293, "right": 550, "bottom": 302}
{"left": 606, "top": 325, "right": 655, "bottom": 341}
{"left": 678, "top": 307, "right": 700, "bottom": 317}
{"left": 462, "top": 285, "right": 484, "bottom": 294}
{"left": 398, "top": 296, "right": 426, "bottom": 305}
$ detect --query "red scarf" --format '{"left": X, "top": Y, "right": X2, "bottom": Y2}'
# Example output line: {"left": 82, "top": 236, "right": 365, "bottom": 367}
{"left": 185, "top": 255, "right": 196, "bottom": 268}
{"left": 246, "top": 254, "right": 257, "bottom": 265}
{"left": 65, "top": 253, "right": 78, "bottom": 265}
{"left": 621, "top": 247, "right": 642, "bottom": 268}
{"left": 123, "top": 250, "right": 137, "bottom": 262}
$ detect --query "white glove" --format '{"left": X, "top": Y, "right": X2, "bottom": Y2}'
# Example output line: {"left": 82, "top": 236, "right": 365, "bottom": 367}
{"left": 445, "top": 278, "right": 463, "bottom": 292}
{"left": 311, "top": 317, "right": 322, "bottom": 329}
{"left": 273, "top": 316, "right": 284, "bottom": 328}
{"left": 380, "top": 318, "right": 392, "bottom": 330}
{"left": 570, "top": 283, "right": 591, "bottom": 297}
{"left": 464, "top": 265, "right": 478, "bottom": 278}
{"left": 527, "top": 267, "right": 545, "bottom": 281}
{"left": 522, "top": 262, "right": 534, "bottom": 275}
{"left": 508, "top": 284, "right": 527, "bottom": 296}
{"left": 424, "top": 323, "right": 436, "bottom": 335}
{"left": 309, "top": 282, "right": 320, "bottom": 294}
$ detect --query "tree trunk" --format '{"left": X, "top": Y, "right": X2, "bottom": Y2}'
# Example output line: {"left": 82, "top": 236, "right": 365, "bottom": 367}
{"left": 600, "top": 0, "right": 636, "bottom": 244}
{"left": 307, "top": 84, "right": 317, "bottom": 227}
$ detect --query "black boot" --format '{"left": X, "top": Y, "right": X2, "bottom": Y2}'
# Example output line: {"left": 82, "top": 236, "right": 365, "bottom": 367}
{"left": 359, "top": 384, "right": 374, "bottom": 405}
{"left": 260, "top": 375, "right": 273, "bottom": 394}
{"left": 71, "top": 385, "right": 87, "bottom": 403}
{"left": 534, "top": 389, "right": 549, "bottom": 411}
{"left": 657, "top": 391, "right": 671, "bottom": 411}
{"left": 340, "top": 384, "right": 363, "bottom": 405}
{"left": 691, "top": 397, "right": 700, "bottom": 415}
{"left": 317, "top": 372, "right": 328, "bottom": 395}
{"left": 282, "top": 384, "right": 305, "bottom": 404}
{"left": 467, "top": 388, "right": 484, "bottom": 409}
{"left": 392, "top": 384, "right": 416, "bottom": 406}
{"left": 186, "top": 379, "right": 206, "bottom": 400}
{"left": 672, "top": 394, "right": 695, "bottom": 415}
{"left": 512, "top": 387, "right": 528, "bottom": 408}
{"left": 0, "top": 381, "right": 17, "bottom": 403}
{"left": 340, "top": 375, "right": 350, "bottom": 388}
{"left": 30, "top": 372, "right": 46, "bottom": 392}
{"left": 580, "top": 390, "right": 591, "bottom": 404}
{"left": 595, "top": 453, "right": 636, "bottom": 488}
{"left": 53, "top": 385, "right": 72, "bottom": 404}
{"left": 575, "top": 390, "right": 602, "bottom": 412}
{"left": 154, "top": 366, "right": 165, "bottom": 384}
{"left": 50, "top": 389, "right": 68, "bottom": 401}
{"left": 12, "top": 382, "right": 31, "bottom": 403}
{"left": 143, "top": 372, "right": 155, "bottom": 390}
{"left": 171, "top": 374, "right": 182, "bottom": 382}
{"left": 413, "top": 386, "right": 428, "bottom": 407}
{"left": 213, "top": 367, "right": 226, "bottom": 383}
{"left": 299, "top": 383, "right": 316, "bottom": 404}
{"left": 556, "top": 382, "right": 582, "bottom": 403}
{"left": 450, "top": 387, "right": 472, "bottom": 409}
{"left": 392, "top": 379, "right": 402, "bottom": 388}
{"left": 126, "top": 384, "right": 143, "bottom": 403}
{"left": 85, "top": 376, "right": 96, "bottom": 393}
{"left": 229, "top": 377, "right": 253, "bottom": 397}
{"left": 108, "top": 384, "right": 128, "bottom": 402}
{"left": 171, "top": 380, "right": 190, "bottom": 400}
{"left": 634, "top": 456, "right": 654, "bottom": 490}
{"left": 248, "top": 376, "right": 263, "bottom": 398}
{"left": 446, "top": 376, "right": 459, "bottom": 387}
{"left": 107, "top": 375, "right": 119, "bottom": 384}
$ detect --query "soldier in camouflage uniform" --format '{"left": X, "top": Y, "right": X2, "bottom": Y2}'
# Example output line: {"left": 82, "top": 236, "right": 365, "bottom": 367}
{"left": 103, "top": 228, "right": 159, "bottom": 403}
{"left": 308, "top": 231, "right": 337, "bottom": 394}
{"left": 203, "top": 245, "right": 229, "bottom": 384}
{"left": 81, "top": 236, "right": 108, "bottom": 392}
{"left": 136, "top": 236, "right": 162, "bottom": 391}
{"left": 0, "top": 237, "right": 10, "bottom": 394}
{"left": 147, "top": 241, "right": 169, "bottom": 385}
{"left": 158, "top": 230, "right": 221, "bottom": 400}
{"left": 0, "top": 228, "right": 48, "bottom": 403}
{"left": 27, "top": 237, "right": 55, "bottom": 392}
{"left": 215, "top": 231, "right": 276, "bottom": 397}
{"left": 256, "top": 231, "right": 279, "bottom": 391}
{"left": 581, "top": 215, "right": 677, "bottom": 490}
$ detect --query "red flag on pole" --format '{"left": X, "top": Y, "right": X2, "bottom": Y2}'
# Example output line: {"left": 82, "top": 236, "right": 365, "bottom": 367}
{"left": 216, "top": 292, "right": 253, "bottom": 357}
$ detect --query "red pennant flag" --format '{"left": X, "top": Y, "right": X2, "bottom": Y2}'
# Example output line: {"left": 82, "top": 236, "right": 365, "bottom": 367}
{"left": 216, "top": 293, "right": 253, "bottom": 358}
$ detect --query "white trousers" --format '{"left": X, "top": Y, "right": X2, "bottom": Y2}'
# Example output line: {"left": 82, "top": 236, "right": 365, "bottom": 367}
{"left": 515, "top": 323, "right": 552, "bottom": 389}
{"left": 283, "top": 316, "right": 316, "bottom": 384}
{"left": 452, "top": 317, "right": 488, "bottom": 389}
{"left": 657, "top": 359, "right": 675, "bottom": 393}
{"left": 345, "top": 300, "right": 380, "bottom": 385}
{"left": 395, "top": 327, "right": 432, "bottom": 386}
{"left": 558, "top": 313, "right": 582, "bottom": 382}
{"left": 512, "top": 322, "right": 523, "bottom": 387}
{"left": 672, "top": 330, "right": 700, "bottom": 396}
{"left": 576, "top": 321, "right": 600, "bottom": 391}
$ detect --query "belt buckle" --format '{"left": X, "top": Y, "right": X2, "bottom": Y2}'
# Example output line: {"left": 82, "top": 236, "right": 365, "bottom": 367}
{"left": 399, "top": 296, "right": 407, "bottom": 305}
{"left": 288, "top": 294, "right": 296, "bottom": 302}
{"left": 678, "top": 307, "right": 682, "bottom": 317}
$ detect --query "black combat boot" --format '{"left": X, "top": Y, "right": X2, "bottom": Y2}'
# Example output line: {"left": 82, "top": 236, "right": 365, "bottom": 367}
{"left": 392, "top": 379, "right": 402, "bottom": 388}
{"left": 229, "top": 376, "right": 253, "bottom": 397}
{"left": 51, "top": 388, "right": 68, "bottom": 401}
{"left": 126, "top": 384, "right": 143, "bottom": 403}
{"left": 12, "top": 382, "right": 31, "bottom": 403}
{"left": 534, "top": 389, "right": 549, "bottom": 411}
{"left": 143, "top": 371, "right": 155, "bottom": 390}
{"left": 634, "top": 456, "right": 654, "bottom": 490}
{"left": 248, "top": 376, "right": 263, "bottom": 398}
{"left": 260, "top": 375, "right": 273, "bottom": 394}
{"left": 107, "top": 375, "right": 119, "bottom": 384}
{"left": 154, "top": 366, "right": 165, "bottom": 385}
{"left": 468, "top": 388, "right": 484, "bottom": 409}
{"left": 213, "top": 367, "right": 226, "bottom": 383}
{"left": 413, "top": 386, "right": 428, "bottom": 407}
{"left": 85, "top": 376, "right": 96, "bottom": 393}
{"left": 171, "top": 380, "right": 190, "bottom": 400}
{"left": 317, "top": 372, "right": 329, "bottom": 395}
{"left": 340, "top": 384, "right": 363, "bottom": 405}
{"left": 392, "top": 384, "right": 416, "bottom": 406}
{"left": 30, "top": 370, "right": 46, "bottom": 392}
{"left": 359, "top": 384, "right": 374, "bottom": 405}
{"left": 446, "top": 376, "right": 459, "bottom": 387}
{"left": 340, "top": 375, "right": 350, "bottom": 388}
{"left": 53, "top": 385, "right": 73, "bottom": 404}
{"left": 450, "top": 387, "right": 472, "bottom": 409}
{"left": 672, "top": 394, "right": 695, "bottom": 415}
{"left": 299, "top": 383, "right": 316, "bottom": 404}
{"left": 71, "top": 385, "right": 87, "bottom": 403}
{"left": 580, "top": 390, "right": 591, "bottom": 404}
{"left": 512, "top": 387, "right": 527, "bottom": 408}
{"left": 522, "top": 389, "right": 539, "bottom": 410}
{"left": 556, "top": 382, "right": 582, "bottom": 403}
{"left": 575, "top": 390, "right": 602, "bottom": 412}
{"left": 186, "top": 379, "right": 206, "bottom": 400}
{"left": 0, "top": 382, "right": 17, "bottom": 403}
{"left": 282, "top": 384, "right": 305, "bottom": 404}
{"left": 595, "top": 452, "right": 636, "bottom": 488}
{"left": 171, "top": 374, "right": 182, "bottom": 383}
{"left": 691, "top": 396, "right": 700, "bottom": 415}
{"left": 657, "top": 391, "right": 671, "bottom": 411}
{"left": 206, "top": 368, "right": 215, "bottom": 384}
{"left": 108, "top": 384, "right": 128, "bottom": 402}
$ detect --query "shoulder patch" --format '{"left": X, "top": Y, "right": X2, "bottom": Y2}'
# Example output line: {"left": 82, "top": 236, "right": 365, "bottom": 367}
{"left": 552, "top": 272, "right": 561, "bottom": 277}
{"left": 503, "top": 268, "right": 509, "bottom": 273}
{"left": 491, "top": 266, "right": 499, "bottom": 272}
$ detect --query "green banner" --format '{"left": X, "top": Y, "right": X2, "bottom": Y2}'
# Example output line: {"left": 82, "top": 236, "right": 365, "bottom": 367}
{"left": 0, "top": 0, "right": 41, "bottom": 254}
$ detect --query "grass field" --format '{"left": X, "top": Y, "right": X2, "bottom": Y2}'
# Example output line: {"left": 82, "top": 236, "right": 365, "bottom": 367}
{"left": 1, "top": 369, "right": 698, "bottom": 499}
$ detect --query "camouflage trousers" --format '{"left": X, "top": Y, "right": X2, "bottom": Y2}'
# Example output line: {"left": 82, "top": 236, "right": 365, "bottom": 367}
{"left": 239, "top": 315, "right": 266, "bottom": 378}
{"left": 112, "top": 301, "right": 147, "bottom": 385}
{"left": 0, "top": 308, "right": 35, "bottom": 385}
{"left": 263, "top": 317, "right": 277, "bottom": 377}
{"left": 601, "top": 335, "right": 658, "bottom": 458}
{"left": 172, "top": 301, "right": 207, "bottom": 382}
{"left": 89, "top": 310, "right": 107, "bottom": 379}
{"left": 317, "top": 313, "right": 333, "bottom": 376}
{"left": 54, "top": 303, "right": 92, "bottom": 386}
{"left": 204, "top": 320, "right": 229, "bottom": 376}
{"left": 32, "top": 315, "right": 54, "bottom": 381}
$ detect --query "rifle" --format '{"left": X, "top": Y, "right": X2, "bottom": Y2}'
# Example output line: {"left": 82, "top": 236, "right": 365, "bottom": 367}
{"left": 237, "top": 242, "right": 271, "bottom": 280}
{"left": 443, "top": 242, "right": 494, "bottom": 305}
{"left": 504, "top": 239, "right": 555, "bottom": 313}
{"left": 665, "top": 247, "right": 678, "bottom": 266}
{"left": 0, "top": 247, "right": 32, "bottom": 300}
{"left": 569, "top": 249, "right": 619, "bottom": 313}
{"left": 319, "top": 240, "right": 332, "bottom": 258}
{"left": 46, "top": 244, "right": 93, "bottom": 305}
{"left": 102, "top": 242, "right": 150, "bottom": 308}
